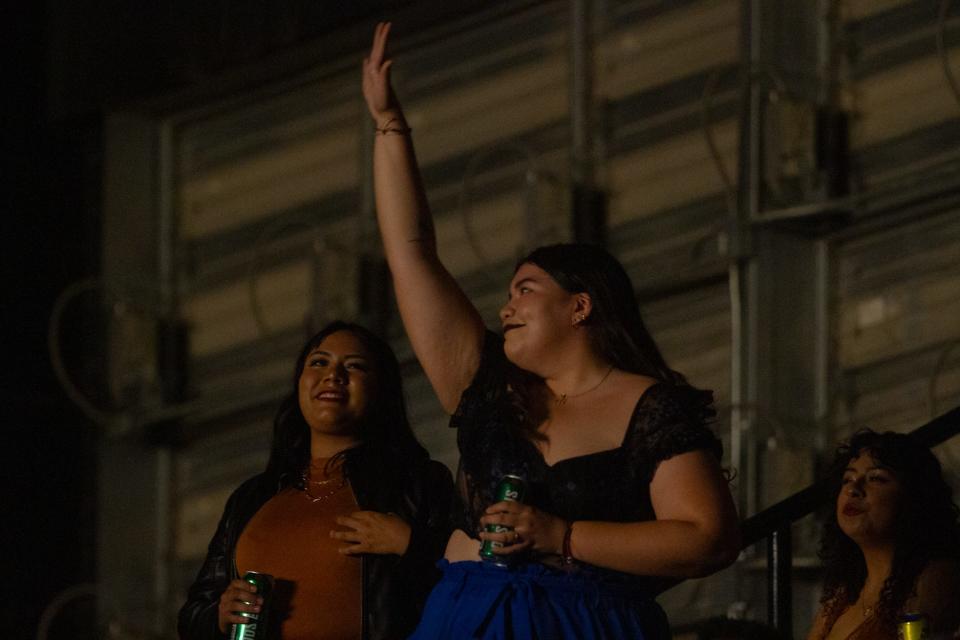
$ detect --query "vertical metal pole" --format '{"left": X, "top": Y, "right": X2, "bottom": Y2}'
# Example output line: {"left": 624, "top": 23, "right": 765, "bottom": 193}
{"left": 814, "top": 0, "right": 841, "bottom": 453}
{"left": 569, "top": 0, "right": 605, "bottom": 245}
{"left": 570, "top": 0, "right": 591, "bottom": 189}
{"left": 154, "top": 121, "right": 177, "bottom": 631}
{"left": 154, "top": 447, "right": 172, "bottom": 631}
{"left": 814, "top": 239, "right": 832, "bottom": 443}
{"left": 731, "top": 0, "right": 763, "bottom": 520}
{"left": 157, "top": 121, "right": 177, "bottom": 322}
{"left": 768, "top": 527, "right": 794, "bottom": 637}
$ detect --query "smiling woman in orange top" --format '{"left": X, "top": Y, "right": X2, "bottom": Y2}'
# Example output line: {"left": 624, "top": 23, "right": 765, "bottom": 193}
{"left": 178, "top": 321, "right": 455, "bottom": 640}
{"left": 807, "top": 429, "right": 960, "bottom": 640}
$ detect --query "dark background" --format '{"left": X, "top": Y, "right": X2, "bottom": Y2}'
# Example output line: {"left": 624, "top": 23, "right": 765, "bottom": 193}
{"left": 7, "top": 3, "right": 494, "bottom": 636}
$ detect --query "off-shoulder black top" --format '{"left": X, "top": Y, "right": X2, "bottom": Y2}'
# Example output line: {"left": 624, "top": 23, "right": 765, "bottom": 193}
{"left": 452, "top": 331, "right": 722, "bottom": 538}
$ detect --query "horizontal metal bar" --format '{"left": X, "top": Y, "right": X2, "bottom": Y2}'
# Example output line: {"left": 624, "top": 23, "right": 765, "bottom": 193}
{"left": 740, "top": 405, "right": 960, "bottom": 549}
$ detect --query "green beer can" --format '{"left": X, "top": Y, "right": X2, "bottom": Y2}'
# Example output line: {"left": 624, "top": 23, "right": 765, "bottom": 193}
{"left": 479, "top": 474, "right": 527, "bottom": 565}
{"left": 897, "top": 612, "right": 927, "bottom": 640}
{"left": 231, "top": 571, "right": 274, "bottom": 640}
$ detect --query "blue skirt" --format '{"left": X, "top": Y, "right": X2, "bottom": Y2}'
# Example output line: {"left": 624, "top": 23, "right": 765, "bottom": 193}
{"left": 409, "top": 560, "right": 669, "bottom": 640}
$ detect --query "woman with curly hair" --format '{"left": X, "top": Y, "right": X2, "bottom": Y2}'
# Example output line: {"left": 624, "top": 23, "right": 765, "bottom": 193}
{"left": 807, "top": 429, "right": 960, "bottom": 639}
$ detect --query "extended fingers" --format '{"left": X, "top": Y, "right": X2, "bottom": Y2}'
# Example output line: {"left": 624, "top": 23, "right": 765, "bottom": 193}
{"left": 330, "top": 527, "right": 363, "bottom": 542}
{"left": 332, "top": 513, "right": 378, "bottom": 543}
{"left": 479, "top": 527, "right": 520, "bottom": 542}
{"left": 484, "top": 500, "right": 512, "bottom": 513}
{"left": 331, "top": 525, "right": 369, "bottom": 554}
{"left": 229, "top": 578, "right": 258, "bottom": 592}
{"left": 484, "top": 500, "right": 529, "bottom": 516}
{"left": 480, "top": 507, "right": 527, "bottom": 528}
{"left": 335, "top": 515, "right": 365, "bottom": 530}
{"left": 224, "top": 580, "right": 260, "bottom": 601}
{"left": 339, "top": 542, "right": 367, "bottom": 555}
{"left": 221, "top": 587, "right": 262, "bottom": 612}
{"left": 369, "top": 22, "right": 391, "bottom": 66}
{"left": 482, "top": 530, "right": 531, "bottom": 555}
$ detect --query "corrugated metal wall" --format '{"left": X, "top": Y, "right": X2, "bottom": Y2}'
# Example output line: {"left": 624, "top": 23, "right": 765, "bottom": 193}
{"left": 836, "top": 0, "right": 960, "bottom": 473}
{"left": 100, "top": 0, "right": 960, "bottom": 635}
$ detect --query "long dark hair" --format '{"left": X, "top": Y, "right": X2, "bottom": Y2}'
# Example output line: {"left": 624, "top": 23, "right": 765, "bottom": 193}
{"left": 264, "top": 321, "right": 428, "bottom": 490}
{"left": 817, "top": 429, "right": 960, "bottom": 635}
{"left": 508, "top": 244, "right": 715, "bottom": 433}
{"left": 523, "top": 244, "right": 687, "bottom": 383}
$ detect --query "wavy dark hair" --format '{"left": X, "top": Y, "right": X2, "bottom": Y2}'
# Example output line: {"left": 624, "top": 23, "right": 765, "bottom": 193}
{"left": 507, "top": 243, "right": 715, "bottom": 432}
{"left": 263, "top": 321, "right": 428, "bottom": 490}
{"left": 817, "top": 429, "right": 960, "bottom": 635}
{"left": 523, "top": 244, "right": 689, "bottom": 384}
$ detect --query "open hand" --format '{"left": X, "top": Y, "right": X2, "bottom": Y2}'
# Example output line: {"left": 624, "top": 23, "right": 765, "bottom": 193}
{"left": 217, "top": 578, "right": 263, "bottom": 633}
{"left": 479, "top": 501, "right": 567, "bottom": 556}
{"left": 332, "top": 510, "right": 412, "bottom": 556}
{"left": 362, "top": 22, "right": 401, "bottom": 124}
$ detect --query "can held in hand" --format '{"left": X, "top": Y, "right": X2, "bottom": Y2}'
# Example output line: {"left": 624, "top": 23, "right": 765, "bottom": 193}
{"left": 479, "top": 474, "right": 527, "bottom": 565}
{"left": 897, "top": 612, "right": 927, "bottom": 640}
{"left": 231, "top": 571, "right": 274, "bottom": 640}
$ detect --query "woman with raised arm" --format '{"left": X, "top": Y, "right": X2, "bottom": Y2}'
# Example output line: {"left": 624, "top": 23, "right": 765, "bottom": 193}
{"left": 363, "top": 22, "right": 740, "bottom": 639}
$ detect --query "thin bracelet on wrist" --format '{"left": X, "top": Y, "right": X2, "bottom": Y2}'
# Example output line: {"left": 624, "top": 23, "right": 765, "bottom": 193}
{"left": 375, "top": 116, "right": 411, "bottom": 136}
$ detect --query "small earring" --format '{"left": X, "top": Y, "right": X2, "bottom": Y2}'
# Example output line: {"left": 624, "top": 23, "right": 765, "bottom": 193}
{"left": 574, "top": 313, "right": 586, "bottom": 325}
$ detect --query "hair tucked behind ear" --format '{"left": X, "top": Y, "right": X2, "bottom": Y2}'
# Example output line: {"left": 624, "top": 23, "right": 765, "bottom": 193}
{"left": 507, "top": 244, "right": 715, "bottom": 438}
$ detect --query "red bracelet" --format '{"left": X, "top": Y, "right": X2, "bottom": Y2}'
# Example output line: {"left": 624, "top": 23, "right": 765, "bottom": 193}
{"left": 561, "top": 521, "right": 575, "bottom": 565}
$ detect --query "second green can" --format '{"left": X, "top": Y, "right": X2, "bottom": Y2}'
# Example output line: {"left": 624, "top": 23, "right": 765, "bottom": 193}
{"left": 231, "top": 571, "right": 274, "bottom": 640}
{"left": 479, "top": 474, "right": 527, "bottom": 565}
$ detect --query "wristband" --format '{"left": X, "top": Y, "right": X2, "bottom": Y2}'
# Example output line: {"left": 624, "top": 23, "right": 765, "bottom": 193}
{"left": 375, "top": 117, "right": 412, "bottom": 135}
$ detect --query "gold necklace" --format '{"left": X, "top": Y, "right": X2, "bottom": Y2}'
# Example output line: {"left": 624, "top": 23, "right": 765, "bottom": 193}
{"left": 554, "top": 367, "right": 614, "bottom": 406}
{"left": 300, "top": 471, "right": 347, "bottom": 503}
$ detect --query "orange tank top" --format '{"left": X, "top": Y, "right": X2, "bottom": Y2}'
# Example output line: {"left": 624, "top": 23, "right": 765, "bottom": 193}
{"left": 235, "top": 458, "right": 363, "bottom": 640}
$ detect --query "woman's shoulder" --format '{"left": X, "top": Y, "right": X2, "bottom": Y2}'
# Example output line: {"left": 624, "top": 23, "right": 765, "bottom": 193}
{"left": 624, "top": 381, "right": 721, "bottom": 462}
{"left": 905, "top": 557, "right": 960, "bottom": 632}
{"left": 912, "top": 556, "right": 960, "bottom": 599}
{"left": 632, "top": 381, "right": 715, "bottom": 427}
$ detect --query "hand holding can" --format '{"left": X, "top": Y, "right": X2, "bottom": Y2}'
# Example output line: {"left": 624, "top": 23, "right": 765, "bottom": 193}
{"left": 479, "top": 475, "right": 526, "bottom": 564}
{"left": 227, "top": 571, "right": 274, "bottom": 640}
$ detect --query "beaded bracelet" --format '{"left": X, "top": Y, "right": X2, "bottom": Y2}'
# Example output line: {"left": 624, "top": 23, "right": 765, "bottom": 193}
{"left": 561, "top": 521, "right": 575, "bottom": 566}
{"left": 375, "top": 117, "right": 412, "bottom": 136}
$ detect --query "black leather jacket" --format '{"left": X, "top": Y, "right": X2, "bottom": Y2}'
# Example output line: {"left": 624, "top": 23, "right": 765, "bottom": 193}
{"left": 177, "top": 458, "right": 454, "bottom": 640}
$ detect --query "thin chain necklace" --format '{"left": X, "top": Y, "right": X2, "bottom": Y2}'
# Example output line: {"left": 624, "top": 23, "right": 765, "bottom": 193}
{"left": 554, "top": 367, "right": 614, "bottom": 406}
{"left": 300, "top": 470, "right": 347, "bottom": 503}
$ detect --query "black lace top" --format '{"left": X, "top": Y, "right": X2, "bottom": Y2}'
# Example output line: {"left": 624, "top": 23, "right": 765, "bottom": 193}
{"left": 452, "top": 331, "right": 722, "bottom": 538}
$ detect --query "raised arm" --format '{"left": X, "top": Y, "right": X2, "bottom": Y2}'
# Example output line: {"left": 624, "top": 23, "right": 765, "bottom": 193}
{"left": 362, "top": 22, "right": 485, "bottom": 413}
